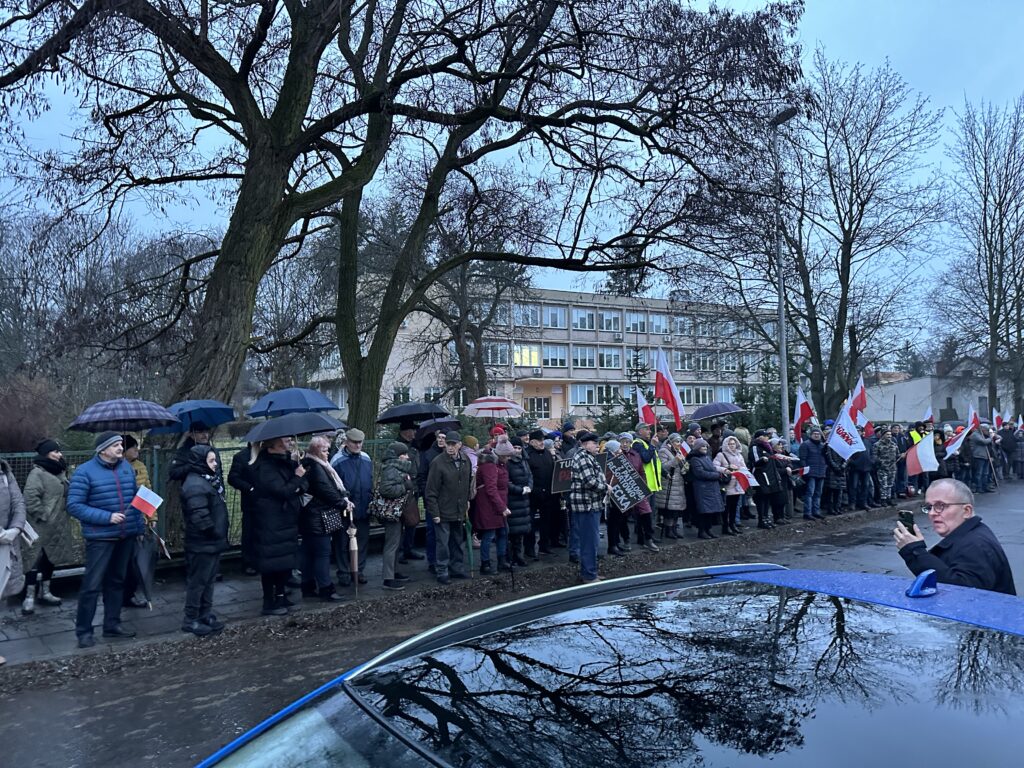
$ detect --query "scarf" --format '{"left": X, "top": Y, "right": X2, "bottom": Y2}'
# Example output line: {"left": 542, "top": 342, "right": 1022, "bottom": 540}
{"left": 308, "top": 454, "right": 347, "bottom": 492}
{"left": 203, "top": 471, "right": 225, "bottom": 499}
{"left": 34, "top": 456, "right": 67, "bottom": 476}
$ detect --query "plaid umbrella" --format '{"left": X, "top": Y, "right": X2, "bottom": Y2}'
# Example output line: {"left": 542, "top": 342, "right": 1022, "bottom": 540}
{"left": 68, "top": 399, "right": 180, "bottom": 432}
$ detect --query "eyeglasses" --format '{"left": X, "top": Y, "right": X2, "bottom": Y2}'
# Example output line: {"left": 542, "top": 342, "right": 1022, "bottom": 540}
{"left": 921, "top": 501, "right": 968, "bottom": 514}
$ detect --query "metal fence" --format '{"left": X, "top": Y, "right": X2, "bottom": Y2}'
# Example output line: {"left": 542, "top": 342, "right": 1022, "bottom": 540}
{"left": 1, "top": 439, "right": 398, "bottom": 568}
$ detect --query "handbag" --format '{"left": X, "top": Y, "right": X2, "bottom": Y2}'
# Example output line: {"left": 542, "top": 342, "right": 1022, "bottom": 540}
{"left": 401, "top": 494, "right": 421, "bottom": 528}
{"left": 321, "top": 505, "right": 346, "bottom": 534}
{"left": 370, "top": 492, "right": 404, "bottom": 523}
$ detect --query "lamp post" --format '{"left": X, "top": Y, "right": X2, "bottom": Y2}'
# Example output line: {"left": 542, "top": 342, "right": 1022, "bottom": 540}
{"left": 770, "top": 105, "right": 798, "bottom": 440}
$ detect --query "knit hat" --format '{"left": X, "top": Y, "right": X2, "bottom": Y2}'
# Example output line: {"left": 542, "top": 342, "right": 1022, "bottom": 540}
{"left": 123, "top": 435, "right": 139, "bottom": 451}
{"left": 543, "top": 439, "right": 554, "bottom": 450}
{"left": 510, "top": 436, "right": 524, "bottom": 448}
{"left": 562, "top": 422, "right": 576, "bottom": 433}
{"left": 668, "top": 433, "right": 683, "bottom": 443}
{"left": 489, "top": 425, "right": 506, "bottom": 436}
{"left": 529, "top": 429, "right": 545, "bottom": 441}
{"left": 824, "top": 419, "right": 835, "bottom": 427}
{"left": 604, "top": 440, "right": 621, "bottom": 454}
{"left": 389, "top": 441, "right": 409, "bottom": 457}
{"left": 692, "top": 438, "right": 709, "bottom": 452}
{"left": 463, "top": 435, "right": 479, "bottom": 449}
{"left": 345, "top": 427, "right": 366, "bottom": 442}
{"left": 494, "top": 441, "right": 515, "bottom": 456}
{"left": 635, "top": 421, "right": 652, "bottom": 432}
{"left": 36, "top": 438, "right": 60, "bottom": 456}
{"left": 618, "top": 432, "right": 634, "bottom": 441}
{"left": 686, "top": 422, "right": 702, "bottom": 435}
{"left": 94, "top": 431, "right": 123, "bottom": 453}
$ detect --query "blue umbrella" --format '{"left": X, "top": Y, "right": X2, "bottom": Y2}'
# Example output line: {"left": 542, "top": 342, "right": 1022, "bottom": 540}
{"left": 246, "top": 387, "right": 339, "bottom": 418}
{"left": 148, "top": 399, "right": 236, "bottom": 434}
{"left": 69, "top": 399, "right": 180, "bottom": 433}
{"left": 244, "top": 412, "right": 347, "bottom": 443}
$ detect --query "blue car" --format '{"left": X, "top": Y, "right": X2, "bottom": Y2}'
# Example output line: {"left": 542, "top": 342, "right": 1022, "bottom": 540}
{"left": 200, "top": 564, "right": 1024, "bottom": 767}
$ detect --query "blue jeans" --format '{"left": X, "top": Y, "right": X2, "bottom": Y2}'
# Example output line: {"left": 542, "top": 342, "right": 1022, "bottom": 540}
{"left": 572, "top": 509, "right": 600, "bottom": 580}
{"left": 76, "top": 537, "right": 136, "bottom": 638}
{"left": 479, "top": 527, "right": 508, "bottom": 565}
{"left": 803, "top": 476, "right": 824, "bottom": 517}
{"left": 569, "top": 513, "right": 581, "bottom": 557}
{"left": 300, "top": 533, "right": 333, "bottom": 590}
{"left": 848, "top": 470, "right": 871, "bottom": 509}
{"left": 972, "top": 457, "right": 991, "bottom": 492}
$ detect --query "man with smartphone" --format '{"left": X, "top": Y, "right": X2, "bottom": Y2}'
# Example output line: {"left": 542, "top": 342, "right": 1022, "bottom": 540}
{"left": 892, "top": 478, "right": 1015, "bottom": 595}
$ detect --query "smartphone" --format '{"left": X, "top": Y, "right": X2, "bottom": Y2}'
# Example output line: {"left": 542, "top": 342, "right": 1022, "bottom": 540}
{"left": 898, "top": 510, "right": 915, "bottom": 532}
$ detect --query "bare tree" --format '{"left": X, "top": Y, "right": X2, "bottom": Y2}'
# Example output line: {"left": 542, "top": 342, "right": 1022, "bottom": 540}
{"left": 0, "top": 0, "right": 804, "bottom": 429}
{"left": 685, "top": 50, "right": 944, "bottom": 415}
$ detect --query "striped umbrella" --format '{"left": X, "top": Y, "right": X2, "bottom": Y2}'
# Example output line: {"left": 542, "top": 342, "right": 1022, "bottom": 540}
{"left": 68, "top": 399, "right": 180, "bottom": 432}
{"left": 461, "top": 396, "right": 525, "bottom": 419}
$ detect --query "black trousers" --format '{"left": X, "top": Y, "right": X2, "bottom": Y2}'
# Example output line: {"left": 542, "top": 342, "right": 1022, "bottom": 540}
{"left": 606, "top": 505, "right": 630, "bottom": 550}
{"left": 184, "top": 551, "right": 221, "bottom": 621}
{"left": 534, "top": 493, "right": 562, "bottom": 549}
{"left": 260, "top": 570, "right": 290, "bottom": 602}
{"left": 75, "top": 537, "right": 135, "bottom": 638}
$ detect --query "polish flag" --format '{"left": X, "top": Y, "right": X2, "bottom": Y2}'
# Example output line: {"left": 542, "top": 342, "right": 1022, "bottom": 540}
{"left": 793, "top": 386, "right": 815, "bottom": 443}
{"left": 968, "top": 403, "right": 981, "bottom": 431}
{"left": 849, "top": 374, "right": 868, "bottom": 422}
{"left": 795, "top": 465, "right": 811, "bottom": 476}
{"left": 677, "top": 440, "right": 691, "bottom": 457}
{"left": 993, "top": 408, "right": 1003, "bottom": 429}
{"left": 906, "top": 432, "right": 939, "bottom": 476}
{"left": 130, "top": 486, "right": 164, "bottom": 519}
{"left": 636, "top": 386, "right": 657, "bottom": 427}
{"left": 826, "top": 399, "right": 866, "bottom": 460}
{"left": 862, "top": 420, "right": 875, "bottom": 438}
{"left": 922, "top": 405, "right": 933, "bottom": 423}
{"left": 944, "top": 426, "right": 972, "bottom": 458}
{"left": 654, "top": 349, "right": 686, "bottom": 430}
{"left": 732, "top": 469, "right": 759, "bottom": 492}
{"left": 852, "top": 399, "right": 873, "bottom": 436}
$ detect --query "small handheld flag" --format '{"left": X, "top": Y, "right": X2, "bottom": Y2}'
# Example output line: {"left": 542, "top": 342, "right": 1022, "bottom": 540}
{"left": 130, "top": 487, "right": 164, "bottom": 519}
{"left": 732, "top": 469, "right": 759, "bottom": 492}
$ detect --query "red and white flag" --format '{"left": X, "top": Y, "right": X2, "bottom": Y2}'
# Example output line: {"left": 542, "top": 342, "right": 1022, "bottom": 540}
{"left": 922, "top": 405, "right": 933, "bottom": 423}
{"left": 636, "top": 386, "right": 657, "bottom": 427}
{"left": 795, "top": 465, "right": 811, "bottom": 477}
{"left": 993, "top": 408, "right": 1003, "bottom": 429}
{"left": 732, "top": 469, "right": 759, "bottom": 492}
{"left": 654, "top": 349, "right": 686, "bottom": 430}
{"left": 862, "top": 420, "right": 875, "bottom": 438}
{"left": 826, "top": 399, "right": 866, "bottom": 460}
{"left": 849, "top": 374, "right": 867, "bottom": 422}
{"left": 906, "top": 432, "right": 939, "bottom": 476}
{"left": 944, "top": 427, "right": 972, "bottom": 458}
{"left": 968, "top": 403, "right": 981, "bottom": 431}
{"left": 130, "top": 486, "right": 164, "bottom": 519}
{"left": 677, "top": 440, "right": 691, "bottom": 457}
{"left": 793, "top": 385, "right": 815, "bottom": 443}
{"left": 852, "top": 396, "right": 873, "bottom": 436}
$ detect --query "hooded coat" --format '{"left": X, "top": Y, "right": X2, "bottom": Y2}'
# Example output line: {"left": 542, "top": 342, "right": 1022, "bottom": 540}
{"left": 714, "top": 437, "right": 749, "bottom": 496}
{"left": 252, "top": 450, "right": 308, "bottom": 573}
{"left": 180, "top": 445, "right": 230, "bottom": 555}
{"left": 0, "top": 460, "right": 26, "bottom": 599}
{"left": 23, "top": 456, "right": 79, "bottom": 567}
{"left": 505, "top": 453, "right": 534, "bottom": 536}
{"left": 655, "top": 443, "right": 688, "bottom": 511}
{"left": 474, "top": 453, "right": 510, "bottom": 531}
{"left": 688, "top": 451, "right": 725, "bottom": 516}
{"left": 825, "top": 447, "right": 848, "bottom": 490}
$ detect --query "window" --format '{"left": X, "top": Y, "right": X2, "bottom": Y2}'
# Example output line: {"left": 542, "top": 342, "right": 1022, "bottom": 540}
{"left": 475, "top": 300, "right": 510, "bottom": 325}
{"left": 482, "top": 341, "right": 510, "bottom": 366}
{"left": 513, "top": 343, "right": 541, "bottom": 367}
{"left": 524, "top": 397, "right": 551, "bottom": 419}
{"left": 572, "top": 308, "right": 596, "bottom": 330}
{"left": 598, "top": 347, "right": 622, "bottom": 369}
{"left": 596, "top": 384, "right": 620, "bottom": 404}
{"left": 542, "top": 344, "right": 568, "bottom": 367}
{"left": 649, "top": 314, "right": 668, "bottom": 334}
{"left": 681, "top": 386, "right": 715, "bottom": 406}
{"left": 513, "top": 303, "right": 541, "bottom": 328}
{"left": 599, "top": 311, "right": 621, "bottom": 332}
{"left": 763, "top": 321, "right": 777, "bottom": 338}
{"left": 543, "top": 306, "right": 567, "bottom": 329}
{"left": 452, "top": 389, "right": 469, "bottom": 409}
{"left": 423, "top": 387, "right": 444, "bottom": 403}
{"left": 695, "top": 317, "right": 715, "bottom": 336}
{"left": 625, "top": 311, "right": 647, "bottom": 333}
{"left": 392, "top": 386, "right": 411, "bottom": 405}
{"left": 717, "top": 386, "right": 736, "bottom": 402}
{"left": 627, "top": 348, "right": 649, "bottom": 370}
{"left": 674, "top": 350, "right": 694, "bottom": 371}
{"left": 571, "top": 383, "right": 597, "bottom": 406}
{"left": 720, "top": 352, "right": 739, "bottom": 372}
{"left": 674, "top": 316, "right": 694, "bottom": 335}
{"left": 696, "top": 351, "right": 716, "bottom": 371}
{"left": 572, "top": 345, "right": 596, "bottom": 368}
{"left": 741, "top": 352, "right": 761, "bottom": 372}
{"left": 721, "top": 320, "right": 737, "bottom": 338}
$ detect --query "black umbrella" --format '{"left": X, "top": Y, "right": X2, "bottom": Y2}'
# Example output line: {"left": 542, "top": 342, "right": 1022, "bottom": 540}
{"left": 690, "top": 402, "right": 746, "bottom": 421}
{"left": 244, "top": 412, "right": 347, "bottom": 443}
{"left": 376, "top": 401, "right": 450, "bottom": 424}
{"left": 133, "top": 528, "right": 160, "bottom": 609}
{"left": 415, "top": 417, "right": 462, "bottom": 442}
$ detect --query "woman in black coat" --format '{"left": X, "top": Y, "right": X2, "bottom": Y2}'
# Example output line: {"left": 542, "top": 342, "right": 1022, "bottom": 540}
{"left": 299, "top": 435, "right": 349, "bottom": 602}
{"left": 180, "top": 445, "right": 230, "bottom": 636}
{"left": 688, "top": 439, "right": 728, "bottom": 539}
{"left": 749, "top": 431, "right": 787, "bottom": 529}
{"left": 228, "top": 443, "right": 258, "bottom": 573}
{"left": 251, "top": 438, "right": 308, "bottom": 616}
{"left": 506, "top": 439, "right": 535, "bottom": 565}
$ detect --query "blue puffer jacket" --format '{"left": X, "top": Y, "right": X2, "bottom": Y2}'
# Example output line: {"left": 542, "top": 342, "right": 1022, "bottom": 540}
{"left": 67, "top": 456, "right": 143, "bottom": 540}
{"left": 798, "top": 439, "right": 828, "bottom": 478}
{"left": 332, "top": 448, "right": 373, "bottom": 521}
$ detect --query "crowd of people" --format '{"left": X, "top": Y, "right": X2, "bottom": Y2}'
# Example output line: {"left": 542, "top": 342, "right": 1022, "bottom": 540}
{"left": 1, "top": 411, "right": 1021, "bottom": 662}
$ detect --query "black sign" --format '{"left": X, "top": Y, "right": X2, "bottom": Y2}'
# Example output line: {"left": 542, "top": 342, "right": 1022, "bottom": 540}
{"left": 551, "top": 459, "right": 573, "bottom": 494}
{"left": 606, "top": 453, "right": 650, "bottom": 512}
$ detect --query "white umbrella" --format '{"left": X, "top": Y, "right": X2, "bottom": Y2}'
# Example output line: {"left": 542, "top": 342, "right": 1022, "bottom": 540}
{"left": 462, "top": 396, "right": 526, "bottom": 419}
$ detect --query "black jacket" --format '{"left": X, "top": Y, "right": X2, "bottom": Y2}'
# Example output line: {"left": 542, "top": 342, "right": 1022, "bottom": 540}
{"left": 418, "top": 443, "right": 443, "bottom": 497}
{"left": 749, "top": 440, "right": 784, "bottom": 494}
{"left": 252, "top": 451, "right": 308, "bottom": 573}
{"left": 180, "top": 446, "right": 229, "bottom": 555}
{"left": 228, "top": 446, "right": 257, "bottom": 515}
{"left": 525, "top": 445, "right": 556, "bottom": 498}
{"left": 899, "top": 516, "right": 1016, "bottom": 595}
{"left": 505, "top": 455, "right": 534, "bottom": 536}
{"left": 299, "top": 458, "right": 349, "bottom": 536}
{"left": 170, "top": 438, "right": 224, "bottom": 484}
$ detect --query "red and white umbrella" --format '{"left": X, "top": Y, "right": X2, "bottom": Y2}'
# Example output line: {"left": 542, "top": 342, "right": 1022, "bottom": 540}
{"left": 462, "top": 396, "right": 525, "bottom": 419}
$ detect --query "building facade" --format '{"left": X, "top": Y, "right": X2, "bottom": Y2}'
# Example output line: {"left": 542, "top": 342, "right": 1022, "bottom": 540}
{"left": 311, "top": 288, "right": 775, "bottom": 428}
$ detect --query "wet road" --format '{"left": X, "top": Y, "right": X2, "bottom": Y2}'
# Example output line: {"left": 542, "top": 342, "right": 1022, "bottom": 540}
{"left": 3, "top": 485, "right": 1022, "bottom": 768}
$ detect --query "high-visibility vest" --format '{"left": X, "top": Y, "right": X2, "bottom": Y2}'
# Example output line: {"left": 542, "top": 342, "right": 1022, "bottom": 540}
{"left": 633, "top": 438, "right": 662, "bottom": 493}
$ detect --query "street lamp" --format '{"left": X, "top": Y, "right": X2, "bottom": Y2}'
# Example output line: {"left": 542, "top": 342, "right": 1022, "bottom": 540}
{"left": 770, "top": 106, "right": 798, "bottom": 440}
